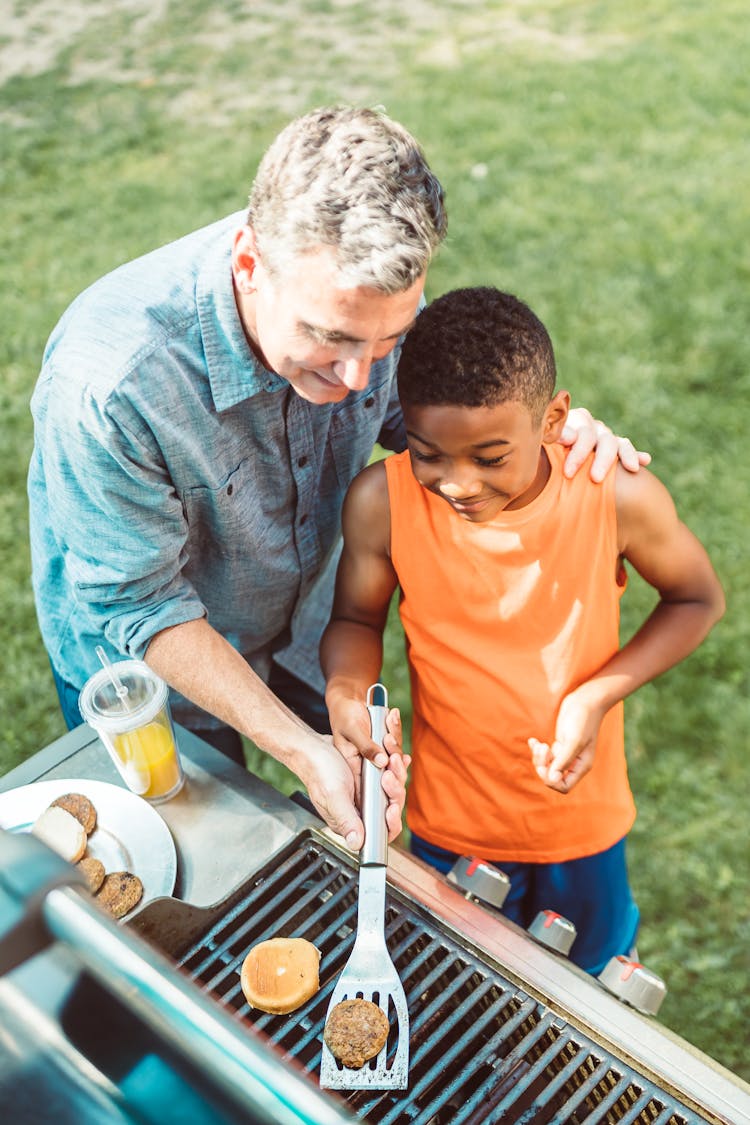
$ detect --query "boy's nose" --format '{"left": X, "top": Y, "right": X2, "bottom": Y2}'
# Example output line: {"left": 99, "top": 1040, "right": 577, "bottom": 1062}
{"left": 439, "top": 474, "right": 482, "bottom": 499}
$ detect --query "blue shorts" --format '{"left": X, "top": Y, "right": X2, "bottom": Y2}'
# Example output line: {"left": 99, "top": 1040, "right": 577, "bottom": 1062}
{"left": 410, "top": 832, "right": 639, "bottom": 975}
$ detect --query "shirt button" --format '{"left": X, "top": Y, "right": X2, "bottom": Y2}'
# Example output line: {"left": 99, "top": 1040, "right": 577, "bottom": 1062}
{"left": 226, "top": 483, "right": 233, "bottom": 496}
{"left": 300, "top": 514, "right": 308, "bottom": 526}
{"left": 364, "top": 397, "right": 374, "bottom": 408}
{"left": 297, "top": 455, "right": 308, "bottom": 468}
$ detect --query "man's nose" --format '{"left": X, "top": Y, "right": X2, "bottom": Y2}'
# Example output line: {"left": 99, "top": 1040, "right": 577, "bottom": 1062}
{"left": 332, "top": 352, "right": 372, "bottom": 391}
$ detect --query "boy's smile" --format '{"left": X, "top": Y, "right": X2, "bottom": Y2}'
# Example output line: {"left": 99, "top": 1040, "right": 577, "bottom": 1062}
{"left": 403, "top": 395, "right": 568, "bottom": 522}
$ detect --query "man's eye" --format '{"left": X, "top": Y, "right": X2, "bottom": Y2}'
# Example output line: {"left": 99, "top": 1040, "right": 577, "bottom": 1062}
{"left": 303, "top": 325, "right": 337, "bottom": 345}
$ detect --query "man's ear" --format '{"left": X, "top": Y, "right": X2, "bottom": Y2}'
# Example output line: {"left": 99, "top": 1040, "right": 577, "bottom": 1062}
{"left": 542, "top": 390, "right": 570, "bottom": 444}
{"left": 232, "top": 225, "right": 262, "bottom": 294}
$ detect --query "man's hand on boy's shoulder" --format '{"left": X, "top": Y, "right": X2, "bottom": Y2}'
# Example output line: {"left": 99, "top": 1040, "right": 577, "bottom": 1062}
{"left": 560, "top": 407, "right": 652, "bottom": 483}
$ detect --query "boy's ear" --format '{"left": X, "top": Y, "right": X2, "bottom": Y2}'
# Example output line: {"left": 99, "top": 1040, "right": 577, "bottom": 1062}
{"left": 541, "top": 390, "right": 570, "bottom": 444}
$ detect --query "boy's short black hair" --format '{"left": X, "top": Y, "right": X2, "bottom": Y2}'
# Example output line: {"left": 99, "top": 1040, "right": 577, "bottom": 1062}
{"left": 398, "top": 287, "right": 556, "bottom": 422}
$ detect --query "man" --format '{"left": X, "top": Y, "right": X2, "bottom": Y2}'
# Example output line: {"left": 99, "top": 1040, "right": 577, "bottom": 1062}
{"left": 28, "top": 106, "right": 646, "bottom": 850}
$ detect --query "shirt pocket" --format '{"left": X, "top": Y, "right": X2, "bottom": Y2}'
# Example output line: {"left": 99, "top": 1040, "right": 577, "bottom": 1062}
{"left": 182, "top": 457, "right": 260, "bottom": 561}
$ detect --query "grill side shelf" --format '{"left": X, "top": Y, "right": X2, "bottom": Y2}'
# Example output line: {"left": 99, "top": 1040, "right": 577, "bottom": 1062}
{"left": 167, "top": 833, "right": 710, "bottom": 1125}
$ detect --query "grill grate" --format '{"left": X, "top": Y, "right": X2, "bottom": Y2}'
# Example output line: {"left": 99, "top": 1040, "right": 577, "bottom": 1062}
{"left": 174, "top": 837, "right": 707, "bottom": 1125}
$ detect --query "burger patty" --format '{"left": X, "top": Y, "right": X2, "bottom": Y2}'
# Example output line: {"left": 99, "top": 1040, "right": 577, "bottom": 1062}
{"left": 51, "top": 792, "right": 98, "bottom": 835}
{"left": 324, "top": 998, "right": 390, "bottom": 1069}
{"left": 96, "top": 871, "right": 144, "bottom": 919}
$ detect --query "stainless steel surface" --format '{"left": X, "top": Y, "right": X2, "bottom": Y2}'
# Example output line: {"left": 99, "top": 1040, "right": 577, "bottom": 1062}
{"left": 386, "top": 845, "right": 750, "bottom": 1125}
{"left": 1, "top": 723, "right": 306, "bottom": 907}
{"left": 447, "top": 855, "right": 511, "bottom": 909}
{"left": 2, "top": 721, "right": 750, "bottom": 1124}
{"left": 42, "top": 883, "right": 352, "bottom": 1125}
{"left": 528, "top": 909, "right": 577, "bottom": 956}
{"left": 358, "top": 685, "right": 389, "bottom": 867}
{"left": 171, "top": 833, "right": 747, "bottom": 1125}
{"left": 0, "top": 978, "right": 132, "bottom": 1125}
{"left": 321, "top": 686, "right": 409, "bottom": 1091}
{"left": 598, "top": 954, "right": 668, "bottom": 1016}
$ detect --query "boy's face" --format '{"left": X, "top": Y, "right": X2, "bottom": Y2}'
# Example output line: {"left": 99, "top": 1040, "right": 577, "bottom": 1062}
{"left": 403, "top": 393, "right": 569, "bottom": 522}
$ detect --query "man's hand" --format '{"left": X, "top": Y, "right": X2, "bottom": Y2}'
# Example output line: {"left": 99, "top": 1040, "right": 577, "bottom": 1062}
{"left": 560, "top": 407, "right": 651, "bottom": 482}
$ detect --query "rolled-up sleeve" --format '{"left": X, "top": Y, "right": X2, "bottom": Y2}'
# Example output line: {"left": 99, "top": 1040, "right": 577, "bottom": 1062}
{"left": 43, "top": 373, "right": 206, "bottom": 660}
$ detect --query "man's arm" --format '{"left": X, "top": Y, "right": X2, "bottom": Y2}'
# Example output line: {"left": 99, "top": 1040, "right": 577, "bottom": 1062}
{"left": 532, "top": 466, "right": 725, "bottom": 791}
{"left": 320, "top": 462, "right": 403, "bottom": 766}
{"left": 146, "top": 617, "right": 406, "bottom": 846}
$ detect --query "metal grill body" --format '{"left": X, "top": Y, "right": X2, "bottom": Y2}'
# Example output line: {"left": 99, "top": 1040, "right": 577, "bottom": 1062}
{"left": 173, "top": 837, "right": 708, "bottom": 1125}
{"left": 2, "top": 727, "right": 749, "bottom": 1125}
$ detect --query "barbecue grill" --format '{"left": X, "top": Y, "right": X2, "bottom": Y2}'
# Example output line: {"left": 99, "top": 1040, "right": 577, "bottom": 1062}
{"left": 1, "top": 724, "right": 748, "bottom": 1125}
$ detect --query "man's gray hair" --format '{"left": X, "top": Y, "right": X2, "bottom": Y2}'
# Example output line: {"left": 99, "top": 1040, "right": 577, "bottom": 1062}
{"left": 247, "top": 106, "right": 447, "bottom": 292}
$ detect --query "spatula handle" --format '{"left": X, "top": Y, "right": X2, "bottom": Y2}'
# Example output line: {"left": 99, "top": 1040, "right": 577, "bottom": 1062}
{"left": 361, "top": 683, "right": 389, "bottom": 866}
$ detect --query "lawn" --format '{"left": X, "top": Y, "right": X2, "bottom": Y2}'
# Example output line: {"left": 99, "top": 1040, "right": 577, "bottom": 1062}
{"left": 1, "top": 0, "right": 748, "bottom": 1083}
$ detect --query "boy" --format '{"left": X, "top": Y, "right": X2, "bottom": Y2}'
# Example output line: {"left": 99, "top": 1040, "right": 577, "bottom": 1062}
{"left": 320, "top": 286, "right": 724, "bottom": 973}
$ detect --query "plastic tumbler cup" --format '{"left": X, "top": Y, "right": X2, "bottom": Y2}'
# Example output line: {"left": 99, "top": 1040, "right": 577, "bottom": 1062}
{"left": 79, "top": 659, "right": 184, "bottom": 803}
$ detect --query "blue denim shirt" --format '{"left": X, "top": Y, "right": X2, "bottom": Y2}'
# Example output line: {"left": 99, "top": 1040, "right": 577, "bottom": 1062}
{"left": 28, "top": 213, "right": 407, "bottom": 726}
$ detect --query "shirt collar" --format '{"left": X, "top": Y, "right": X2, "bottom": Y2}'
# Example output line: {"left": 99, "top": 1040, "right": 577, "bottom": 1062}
{"left": 196, "top": 216, "right": 287, "bottom": 412}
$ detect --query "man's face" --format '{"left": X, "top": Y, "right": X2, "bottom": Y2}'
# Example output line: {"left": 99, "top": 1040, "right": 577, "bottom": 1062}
{"left": 233, "top": 230, "right": 425, "bottom": 405}
{"left": 403, "top": 397, "right": 563, "bottom": 523}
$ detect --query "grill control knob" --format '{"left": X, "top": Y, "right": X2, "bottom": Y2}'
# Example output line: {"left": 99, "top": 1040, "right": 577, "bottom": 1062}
{"left": 528, "top": 910, "right": 577, "bottom": 956}
{"left": 597, "top": 955, "right": 667, "bottom": 1016}
{"left": 447, "top": 856, "right": 510, "bottom": 910}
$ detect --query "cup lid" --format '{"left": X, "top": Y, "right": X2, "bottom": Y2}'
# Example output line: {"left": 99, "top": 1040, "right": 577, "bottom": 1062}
{"left": 79, "top": 659, "right": 168, "bottom": 732}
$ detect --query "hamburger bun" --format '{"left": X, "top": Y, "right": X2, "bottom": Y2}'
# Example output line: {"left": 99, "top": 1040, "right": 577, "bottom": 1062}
{"left": 31, "top": 806, "right": 87, "bottom": 863}
{"left": 324, "top": 998, "right": 390, "bottom": 1069}
{"left": 240, "top": 937, "right": 320, "bottom": 1014}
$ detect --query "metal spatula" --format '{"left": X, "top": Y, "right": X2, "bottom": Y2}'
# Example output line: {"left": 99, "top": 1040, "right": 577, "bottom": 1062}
{"left": 320, "top": 683, "right": 409, "bottom": 1090}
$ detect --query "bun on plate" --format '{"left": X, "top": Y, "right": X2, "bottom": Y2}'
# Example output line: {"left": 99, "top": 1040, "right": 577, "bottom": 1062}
{"left": 240, "top": 937, "right": 320, "bottom": 1014}
{"left": 32, "top": 806, "right": 87, "bottom": 863}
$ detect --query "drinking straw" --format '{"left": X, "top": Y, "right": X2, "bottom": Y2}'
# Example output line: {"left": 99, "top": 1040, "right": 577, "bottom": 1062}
{"left": 95, "top": 645, "right": 132, "bottom": 712}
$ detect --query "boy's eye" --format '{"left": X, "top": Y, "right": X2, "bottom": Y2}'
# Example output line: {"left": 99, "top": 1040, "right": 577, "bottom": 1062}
{"left": 476, "top": 455, "right": 507, "bottom": 467}
{"left": 411, "top": 448, "right": 441, "bottom": 463}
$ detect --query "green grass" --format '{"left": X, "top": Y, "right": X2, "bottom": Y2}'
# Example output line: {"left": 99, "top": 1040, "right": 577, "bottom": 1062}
{"left": 1, "top": 0, "right": 748, "bottom": 1082}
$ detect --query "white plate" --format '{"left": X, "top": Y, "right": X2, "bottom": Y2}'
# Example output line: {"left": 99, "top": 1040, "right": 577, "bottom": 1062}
{"left": 0, "top": 778, "right": 177, "bottom": 908}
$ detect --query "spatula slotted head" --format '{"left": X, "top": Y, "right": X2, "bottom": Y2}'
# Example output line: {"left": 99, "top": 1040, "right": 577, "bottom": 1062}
{"left": 320, "top": 985, "right": 409, "bottom": 1090}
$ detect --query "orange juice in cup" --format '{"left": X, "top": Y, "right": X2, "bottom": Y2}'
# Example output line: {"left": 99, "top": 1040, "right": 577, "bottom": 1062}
{"left": 79, "top": 659, "right": 184, "bottom": 803}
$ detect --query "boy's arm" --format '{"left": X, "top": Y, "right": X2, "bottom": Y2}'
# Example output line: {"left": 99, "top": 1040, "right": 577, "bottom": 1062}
{"left": 532, "top": 466, "right": 725, "bottom": 792}
{"left": 320, "top": 461, "right": 405, "bottom": 772}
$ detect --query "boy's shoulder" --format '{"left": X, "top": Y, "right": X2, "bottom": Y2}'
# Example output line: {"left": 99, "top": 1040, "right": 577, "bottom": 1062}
{"left": 614, "top": 462, "right": 668, "bottom": 512}
{"left": 614, "top": 463, "right": 679, "bottom": 549}
{"left": 346, "top": 457, "right": 389, "bottom": 508}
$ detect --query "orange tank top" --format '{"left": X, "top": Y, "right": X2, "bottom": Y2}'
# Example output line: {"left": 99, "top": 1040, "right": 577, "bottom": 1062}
{"left": 385, "top": 443, "right": 636, "bottom": 863}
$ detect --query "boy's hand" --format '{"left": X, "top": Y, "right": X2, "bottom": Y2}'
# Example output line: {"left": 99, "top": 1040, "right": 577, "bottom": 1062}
{"left": 560, "top": 407, "right": 651, "bottom": 482}
{"left": 331, "top": 699, "right": 405, "bottom": 768}
{"left": 328, "top": 700, "right": 410, "bottom": 842}
{"left": 528, "top": 688, "right": 604, "bottom": 793}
